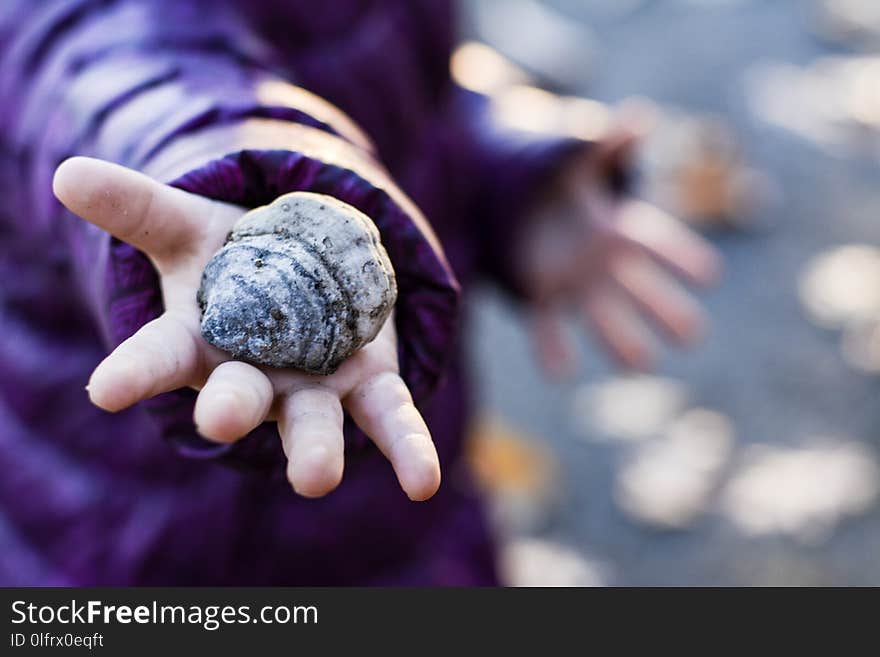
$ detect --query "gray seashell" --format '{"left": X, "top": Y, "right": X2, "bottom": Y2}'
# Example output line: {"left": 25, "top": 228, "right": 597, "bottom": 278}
{"left": 197, "top": 191, "right": 397, "bottom": 374}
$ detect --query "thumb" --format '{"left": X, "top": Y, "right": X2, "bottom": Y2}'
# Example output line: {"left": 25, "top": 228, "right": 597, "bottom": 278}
{"left": 592, "top": 98, "right": 657, "bottom": 178}
{"left": 53, "top": 156, "right": 206, "bottom": 260}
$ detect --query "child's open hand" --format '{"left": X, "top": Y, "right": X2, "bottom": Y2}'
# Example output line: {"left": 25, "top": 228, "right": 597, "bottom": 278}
{"left": 519, "top": 123, "right": 723, "bottom": 377}
{"left": 53, "top": 157, "right": 440, "bottom": 501}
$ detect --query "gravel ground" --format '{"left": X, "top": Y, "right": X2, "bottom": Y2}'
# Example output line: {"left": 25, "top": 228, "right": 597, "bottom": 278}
{"left": 463, "top": 0, "right": 880, "bottom": 585}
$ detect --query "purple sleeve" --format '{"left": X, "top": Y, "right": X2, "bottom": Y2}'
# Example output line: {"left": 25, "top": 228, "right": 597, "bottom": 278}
{"left": 450, "top": 88, "right": 595, "bottom": 298}
{"left": 0, "top": 0, "right": 459, "bottom": 466}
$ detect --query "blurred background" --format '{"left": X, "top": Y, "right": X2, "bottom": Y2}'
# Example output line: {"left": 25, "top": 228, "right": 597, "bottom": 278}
{"left": 456, "top": 0, "right": 880, "bottom": 585}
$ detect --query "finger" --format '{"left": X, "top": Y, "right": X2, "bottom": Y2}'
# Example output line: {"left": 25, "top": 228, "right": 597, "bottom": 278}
{"left": 582, "top": 283, "right": 657, "bottom": 371}
{"left": 53, "top": 156, "right": 206, "bottom": 258}
{"left": 618, "top": 201, "right": 722, "bottom": 287}
{"left": 87, "top": 311, "right": 202, "bottom": 412}
{"left": 279, "top": 387, "right": 345, "bottom": 498}
{"left": 529, "top": 311, "right": 579, "bottom": 380}
{"left": 611, "top": 253, "right": 706, "bottom": 346}
{"left": 194, "top": 361, "right": 274, "bottom": 443}
{"left": 344, "top": 372, "right": 440, "bottom": 501}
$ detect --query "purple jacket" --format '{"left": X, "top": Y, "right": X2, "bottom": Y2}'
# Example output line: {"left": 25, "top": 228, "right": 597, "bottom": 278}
{"left": 0, "top": 0, "right": 585, "bottom": 585}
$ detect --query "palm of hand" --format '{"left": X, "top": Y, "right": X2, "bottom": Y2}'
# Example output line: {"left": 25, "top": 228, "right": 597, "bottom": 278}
{"left": 522, "top": 173, "right": 721, "bottom": 376}
{"left": 54, "top": 157, "right": 440, "bottom": 501}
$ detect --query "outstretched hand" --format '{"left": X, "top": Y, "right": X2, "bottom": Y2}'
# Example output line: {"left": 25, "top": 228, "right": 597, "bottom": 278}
{"left": 53, "top": 157, "right": 440, "bottom": 501}
{"left": 520, "top": 123, "right": 722, "bottom": 377}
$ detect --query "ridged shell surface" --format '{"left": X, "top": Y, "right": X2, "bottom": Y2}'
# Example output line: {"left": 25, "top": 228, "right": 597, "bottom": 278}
{"left": 197, "top": 192, "right": 397, "bottom": 374}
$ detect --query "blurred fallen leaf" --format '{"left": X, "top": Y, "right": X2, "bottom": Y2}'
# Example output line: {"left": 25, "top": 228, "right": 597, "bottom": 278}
{"left": 798, "top": 244, "right": 880, "bottom": 329}
{"left": 640, "top": 109, "right": 779, "bottom": 231}
{"left": 613, "top": 408, "right": 734, "bottom": 530}
{"left": 451, "top": 41, "right": 532, "bottom": 96}
{"left": 571, "top": 375, "right": 691, "bottom": 442}
{"left": 747, "top": 56, "right": 880, "bottom": 156}
{"left": 721, "top": 439, "right": 879, "bottom": 544}
{"left": 466, "top": 414, "right": 561, "bottom": 534}
{"left": 467, "top": 414, "right": 557, "bottom": 494}
{"left": 500, "top": 538, "right": 608, "bottom": 587}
